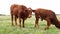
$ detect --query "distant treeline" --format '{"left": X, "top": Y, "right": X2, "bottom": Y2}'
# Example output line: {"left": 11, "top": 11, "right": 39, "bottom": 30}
{"left": 0, "top": 14, "right": 60, "bottom": 16}
{"left": 56, "top": 14, "right": 60, "bottom": 16}
{"left": 0, "top": 14, "right": 6, "bottom": 16}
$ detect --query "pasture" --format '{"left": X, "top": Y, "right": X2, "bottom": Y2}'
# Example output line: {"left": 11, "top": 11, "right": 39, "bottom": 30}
{"left": 0, "top": 15, "right": 60, "bottom": 34}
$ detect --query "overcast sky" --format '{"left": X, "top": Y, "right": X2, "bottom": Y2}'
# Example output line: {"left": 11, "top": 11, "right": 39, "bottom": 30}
{"left": 0, "top": 0, "right": 60, "bottom": 15}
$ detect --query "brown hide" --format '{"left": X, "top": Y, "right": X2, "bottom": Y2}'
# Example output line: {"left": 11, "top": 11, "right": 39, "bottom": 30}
{"left": 10, "top": 4, "right": 32, "bottom": 27}
{"left": 33, "top": 8, "right": 60, "bottom": 30}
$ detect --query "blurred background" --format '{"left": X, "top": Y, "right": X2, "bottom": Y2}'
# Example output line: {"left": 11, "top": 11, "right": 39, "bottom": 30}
{"left": 0, "top": 0, "right": 60, "bottom": 15}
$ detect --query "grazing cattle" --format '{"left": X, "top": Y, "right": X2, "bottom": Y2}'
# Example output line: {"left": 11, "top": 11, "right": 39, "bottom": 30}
{"left": 32, "top": 8, "right": 60, "bottom": 30}
{"left": 10, "top": 4, "right": 32, "bottom": 27}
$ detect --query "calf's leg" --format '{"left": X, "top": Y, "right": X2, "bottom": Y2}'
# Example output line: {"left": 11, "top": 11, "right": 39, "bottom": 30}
{"left": 11, "top": 14, "right": 14, "bottom": 26}
{"left": 45, "top": 17, "right": 51, "bottom": 30}
{"left": 15, "top": 15, "right": 17, "bottom": 25}
{"left": 19, "top": 17, "right": 21, "bottom": 27}
{"left": 22, "top": 19, "right": 25, "bottom": 28}
{"left": 35, "top": 17, "right": 39, "bottom": 28}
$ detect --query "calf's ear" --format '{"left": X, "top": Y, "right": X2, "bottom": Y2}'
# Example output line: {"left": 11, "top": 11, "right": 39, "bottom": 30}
{"left": 25, "top": 10, "right": 28, "bottom": 12}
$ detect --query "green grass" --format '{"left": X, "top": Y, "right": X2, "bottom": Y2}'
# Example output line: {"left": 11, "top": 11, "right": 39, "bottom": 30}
{"left": 0, "top": 15, "right": 60, "bottom": 34}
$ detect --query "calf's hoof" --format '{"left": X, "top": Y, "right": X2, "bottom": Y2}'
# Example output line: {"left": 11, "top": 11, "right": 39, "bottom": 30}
{"left": 45, "top": 26, "right": 49, "bottom": 30}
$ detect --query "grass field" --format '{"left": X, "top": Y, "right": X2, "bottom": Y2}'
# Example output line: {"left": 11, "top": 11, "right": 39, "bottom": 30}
{"left": 0, "top": 15, "right": 60, "bottom": 34}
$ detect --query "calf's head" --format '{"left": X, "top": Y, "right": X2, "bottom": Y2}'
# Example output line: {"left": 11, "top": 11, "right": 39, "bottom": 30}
{"left": 55, "top": 21, "right": 60, "bottom": 29}
{"left": 27, "top": 8, "right": 32, "bottom": 18}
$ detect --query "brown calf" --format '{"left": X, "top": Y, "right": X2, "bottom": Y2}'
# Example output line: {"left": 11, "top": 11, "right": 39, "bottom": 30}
{"left": 10, "top": 4, "right": 32, "bottom": 27}
{"left": 32, "top": 8, "right": 60, "bottom": 30}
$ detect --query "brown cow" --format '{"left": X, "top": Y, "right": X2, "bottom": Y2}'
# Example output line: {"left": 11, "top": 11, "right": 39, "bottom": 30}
{"left": 32, "top": 8, "right": 60, "bottom": 30}
{"left": 10, "top": 4, "right": 32, "bottom": 27}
